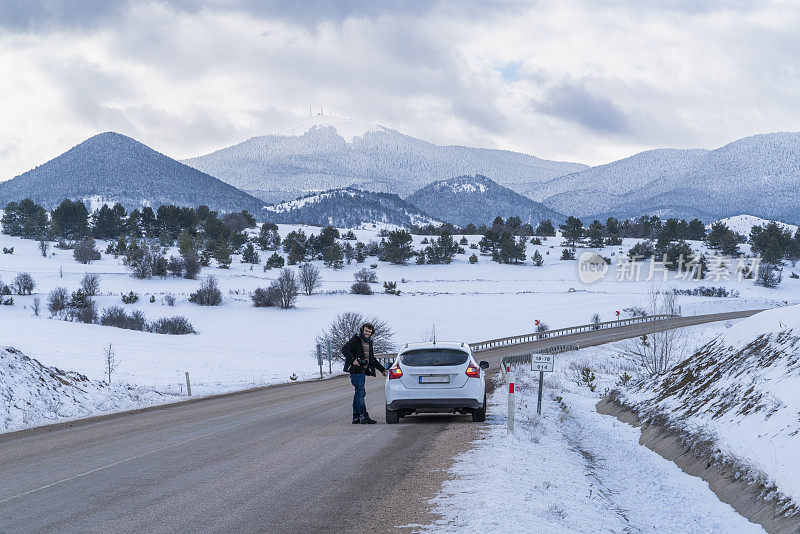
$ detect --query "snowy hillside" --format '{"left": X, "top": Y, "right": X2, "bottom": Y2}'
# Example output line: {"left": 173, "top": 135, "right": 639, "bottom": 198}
{"left": 537, "top": 132, "right": 800, "bottom": 223}
{"left": 611, "top": 306, "right": 800, "bottom": 516}
{"left": 406, "top": 174, "right": 564, "bottom": 226}
{"left": 264, "top": 187, "right": 441, "bottom": 227}
{"left": 181, "top": 114, "right": 587, "bottom": 203}
{"left": 0, "top": 132, "right": 266, "bottom": 213}
{"left": 713, "top": 214, "right": 798, "bottom": 236}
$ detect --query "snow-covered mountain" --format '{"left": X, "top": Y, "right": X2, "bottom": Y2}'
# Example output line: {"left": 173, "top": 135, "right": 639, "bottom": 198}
{"left": 406, "top": 174, "right": 564, "bottom": 227}
{"left": 263, "top": 187, "right": 441, "bottom": 228}
{"left": 535, "top": 132, "right": 800, "bottom": 223}
{"left": 713, "top": 214, "right": 798, "bottom": 236}
{"left": 181, "top": 115, "right": 587, "bottom": 203}
{"left": 0, "top": 132, "right": 267, "bottom": 213}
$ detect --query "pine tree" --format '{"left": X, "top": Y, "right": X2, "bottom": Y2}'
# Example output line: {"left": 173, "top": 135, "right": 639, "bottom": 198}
{"left": 379, "top": 229, "right": 414, "bottom": 265}
{"left": 586, "top": 220, "right": 605, "bottom": 248}
{"left": 214, "top": 240, "right": 233, "bottom": 268}
{"left": 424, "top": 233, "right": 459, "bottom": 264}
{"left": 241, "top": 242, "right": 260, "bottom": 264}
{"left": 559, "top": 216, "right": 583, "bottom": 247}
{"left": 535, "top": 219, "right": 556, "bottom": 237}
{"left": 531, "top": 250, "right": 544, "bottom": 266}
{"left": 323, "top": 243, "right": 344, "bottom": 268}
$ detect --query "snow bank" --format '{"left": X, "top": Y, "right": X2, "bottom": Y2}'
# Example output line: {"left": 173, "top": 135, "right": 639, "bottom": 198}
{"left": 426, "top": 338, "right": 764, "bottom": 532}
{"left": 0, "top": 347, "right": 176, "bottom": 432}
{"left": 616, "top": 306, "right": 800, "bottom": 508}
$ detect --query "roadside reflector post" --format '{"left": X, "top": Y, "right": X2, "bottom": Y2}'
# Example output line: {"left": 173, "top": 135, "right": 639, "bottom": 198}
{"left": 185, "top": 371, "right": 192, "bottom": 397}
{"left": 316, "top": 344, "right": 324, "bottom": 379}
{"left": 508, "top": 369, "right": 515, "bottom": 433}
{"left": 327, "top": 340, "right": 332, "bottom": 375}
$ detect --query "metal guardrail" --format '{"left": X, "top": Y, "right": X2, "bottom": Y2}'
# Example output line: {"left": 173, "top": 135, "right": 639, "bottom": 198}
{"left": 468, "top": 314, "right": 679, "bottom": 353}
{"left": 373, "top": 314, "right": 680, "bottom": 368}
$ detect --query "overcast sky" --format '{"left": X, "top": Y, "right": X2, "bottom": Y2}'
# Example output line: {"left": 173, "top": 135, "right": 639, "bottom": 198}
{"left": 1, "top": 0, "right": 799, "bottom": 180}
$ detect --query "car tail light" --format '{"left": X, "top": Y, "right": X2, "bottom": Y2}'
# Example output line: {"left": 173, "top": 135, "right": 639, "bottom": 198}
{"left": 388, "top": 367, "right": 403, "bottom": 379}
{"left": 465, "top": 364, "right": 480, "bottom": 378}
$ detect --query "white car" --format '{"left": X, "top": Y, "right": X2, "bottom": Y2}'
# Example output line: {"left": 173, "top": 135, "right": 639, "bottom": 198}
{"left": 384, "top": 341, "right": 489, "bottom": 424}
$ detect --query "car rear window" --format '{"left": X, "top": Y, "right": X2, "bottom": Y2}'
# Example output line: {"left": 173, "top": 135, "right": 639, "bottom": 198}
{"left": 401, "top": 349, "right": 469, "bottom": 367}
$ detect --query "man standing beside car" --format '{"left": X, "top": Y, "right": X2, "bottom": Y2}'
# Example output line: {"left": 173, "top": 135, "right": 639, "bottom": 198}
{"left": 343, "top": 323, "right": 387, "bottom": 424}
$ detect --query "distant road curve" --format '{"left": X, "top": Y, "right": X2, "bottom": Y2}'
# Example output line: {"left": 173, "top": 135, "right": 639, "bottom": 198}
{"left": 0, "top": 309, "right": 763, "bottom": 533}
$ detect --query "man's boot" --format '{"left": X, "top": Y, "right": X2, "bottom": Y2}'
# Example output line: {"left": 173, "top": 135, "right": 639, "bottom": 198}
{"left": 360, "top": 413, "right": 377, "bottom": 424}
{"left": 352, "top": 415, "right": 362, "bottom": 424}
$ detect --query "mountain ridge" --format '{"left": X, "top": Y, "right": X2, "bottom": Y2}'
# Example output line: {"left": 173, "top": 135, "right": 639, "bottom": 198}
{"left": 0, "top": 132, "right": 267, "bottom": 213}
{"left": 181, "top": 115, "right": 588, "bottom": 203}
{"left": 406, "top": 174, "right": 564, "bottom": 227}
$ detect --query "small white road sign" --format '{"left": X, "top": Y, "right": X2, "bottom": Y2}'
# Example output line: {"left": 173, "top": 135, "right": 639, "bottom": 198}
{"left": 532, "top": 354, "right": 554, "bottom": 372}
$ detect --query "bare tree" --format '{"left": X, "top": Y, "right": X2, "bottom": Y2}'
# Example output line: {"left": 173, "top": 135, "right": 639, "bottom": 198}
{"left": 104, "top": 343, "right": 119, "bottom": 384}
{"left": 621, "top": 288, "right": 686, "bottom": 376}
{"left": 38, "top": 237, "right": 50, "bottom": 257}
{"left": 298, "top": 263, "right": 323, "bottom": 295}
{"left": 353, "top": 267, "right": 378, "bottom": 283}
{"left": 32, "top": 297, "right": 41, "bottom": 316}
{"left": 272, "top": 268, "right": 299, "bottom": 309}
{"left": 81, "top": 273, "right": 101, "bottom": 296}
{"left": 315, "top": 311, "right": 395, "bottom": 363}
{"left": 13, "top": 273, "right": 35, "bottom": 295}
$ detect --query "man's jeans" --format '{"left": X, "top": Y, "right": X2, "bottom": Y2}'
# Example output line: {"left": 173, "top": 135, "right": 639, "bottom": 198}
{"left": 350, "top": 373, "right": 367, "bottom": 418}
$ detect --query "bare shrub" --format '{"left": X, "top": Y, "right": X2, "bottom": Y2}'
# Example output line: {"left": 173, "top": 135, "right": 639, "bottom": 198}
{"left": 189, "top": 276, "right": 222, "bottom": 306}
{"left": 73, "top": 237, "right": 102, "bottom": 264}
{"left": 80, "top": 273, "right": 101, "bottom": 296}
{"left": 350, "top": 281, "right": 373, "bottom": 295}
{"left": 167, "top": 256, "right": 185, "bottom": 277}
{"left": 354, "top": 267, "right": 378, "bottom": 283}
{"left": 298, "top": 263, "right": 323, "bottom": 295}
{"left": 164, "top": 293, "right": 176, "bottom": 306}
{"left": 48, "top": 287, "right": 69, "bottom": 315}
{"left": 32, "top": 297, "right": 41, "bottom": 316}
{"left": 251, "top": 287, "right": 279, "bottom": 307}
{"left": 150, "top": 316, "right": 196, "bottom": 335}
{"left": 13, "top": 273, "right": 36, "bottom": 295}
{"left": 315, "top": 311, "right": 395, "bottom": 363}
{"left": 100, "top": 306, "right": 146, "bottom": 331}
{"left": 621, "top": 288, "right": 686, "bottom": 376}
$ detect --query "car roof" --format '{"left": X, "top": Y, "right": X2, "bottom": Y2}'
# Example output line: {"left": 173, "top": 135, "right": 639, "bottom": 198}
{"left": 398, "top": 341, "right": 471, "bottom": 353}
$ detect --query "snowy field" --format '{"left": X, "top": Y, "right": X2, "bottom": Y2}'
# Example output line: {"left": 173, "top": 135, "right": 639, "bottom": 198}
{"left": 425, "top": 321, "right": 768, "bottom": 533}
{"left": 2, "top": 222, "right": 800, "bottom": 432}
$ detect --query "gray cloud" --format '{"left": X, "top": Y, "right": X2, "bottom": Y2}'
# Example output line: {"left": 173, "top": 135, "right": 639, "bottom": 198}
{"left": 2, "top": 0, "right": 800, "bottom": 178}
{"left": 536, "top": 80, "right": 632, "bottom": 135}
{"left": 0, "top": 0, "right": 520, "bottom": 32}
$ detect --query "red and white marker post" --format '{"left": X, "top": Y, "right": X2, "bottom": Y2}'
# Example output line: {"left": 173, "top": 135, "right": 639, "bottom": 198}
{"left": 507, "top": 364, "right": 515, "bottom": 433}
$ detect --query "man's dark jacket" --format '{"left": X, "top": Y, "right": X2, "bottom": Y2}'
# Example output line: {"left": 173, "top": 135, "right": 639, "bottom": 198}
{"left": 342, "top": 334, "right": 386, "bottom": 376}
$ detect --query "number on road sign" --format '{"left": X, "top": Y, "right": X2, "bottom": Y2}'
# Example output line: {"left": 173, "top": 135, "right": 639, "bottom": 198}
{"left": 531, "top": 354, "right": 554, "bottom": 372}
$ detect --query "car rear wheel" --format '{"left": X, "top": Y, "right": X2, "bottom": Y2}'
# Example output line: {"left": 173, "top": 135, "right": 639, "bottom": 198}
{"left": 472, "top": 394, "right": 486, "bottom": 422}
{"left": 386, "top": 406, "right": 400, "bottom": 424}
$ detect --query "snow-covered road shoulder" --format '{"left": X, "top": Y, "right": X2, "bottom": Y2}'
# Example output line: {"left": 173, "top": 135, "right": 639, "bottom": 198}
{"left": 425, "top": 348, "right": 766, "bottom": 532}
{"left": 603, "top": 306, "right": 800, "bottom": 531}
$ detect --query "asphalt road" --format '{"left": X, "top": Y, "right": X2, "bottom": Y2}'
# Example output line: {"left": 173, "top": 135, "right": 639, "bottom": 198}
{"left": 0, "top": 309, "right": 762, "bottom": 533}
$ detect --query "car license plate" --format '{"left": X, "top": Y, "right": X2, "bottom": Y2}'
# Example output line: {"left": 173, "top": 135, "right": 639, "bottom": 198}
{"left": 419, "top": 375, "right": 450, "bottom": 384}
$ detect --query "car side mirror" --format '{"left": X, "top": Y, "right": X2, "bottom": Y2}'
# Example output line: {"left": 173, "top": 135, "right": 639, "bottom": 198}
{"left": 479, "top": 361, "right": 489, "bottom": 369}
